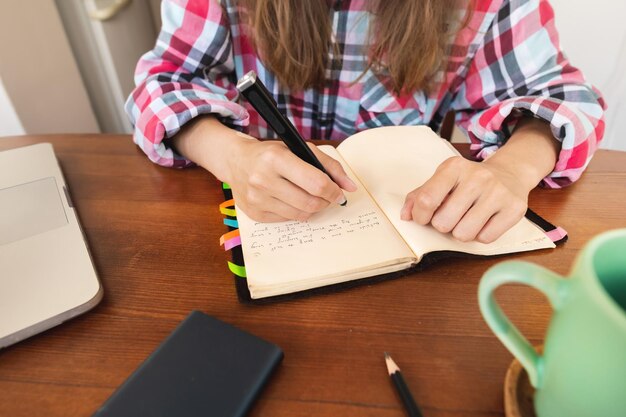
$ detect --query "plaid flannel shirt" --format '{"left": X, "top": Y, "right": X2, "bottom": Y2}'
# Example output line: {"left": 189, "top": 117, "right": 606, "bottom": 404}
{"left": 126, "top": 0, "right": 605, "bottom": 187}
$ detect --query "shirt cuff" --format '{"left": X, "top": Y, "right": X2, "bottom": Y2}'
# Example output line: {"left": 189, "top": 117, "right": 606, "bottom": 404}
{"left": 461, "top": 96, "right": 604, "bottom": 188}
{"left": 131, "top": 95, "right": 249, "bottom": 168}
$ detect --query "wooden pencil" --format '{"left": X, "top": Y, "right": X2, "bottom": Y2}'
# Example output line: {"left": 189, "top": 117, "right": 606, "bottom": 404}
{"left": 384, "top": 352, "right": 423, "bottom": 417}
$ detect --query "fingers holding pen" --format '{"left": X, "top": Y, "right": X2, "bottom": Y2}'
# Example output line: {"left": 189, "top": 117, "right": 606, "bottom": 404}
{"left": 275, "top": 155, "right": 347, "bottom": 207}
{"left": 231, "top": 140, "right": 351, "bottom": 222}
{"left": 307, "top": 143, "right": 358, "bottom": 193}
{"left": 233, "top": 186, "right": 316, "bottom": 223}
{"left": 247, "top": 174, "right": 332, "bottom": 220}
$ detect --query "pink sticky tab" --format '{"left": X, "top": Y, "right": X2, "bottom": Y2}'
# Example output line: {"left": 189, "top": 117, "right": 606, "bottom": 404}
{"left": 545, "top": 226, "right": 567, "bottom": 243}
{"left": 223, "top": 236, "right": 242, "bottom": 251}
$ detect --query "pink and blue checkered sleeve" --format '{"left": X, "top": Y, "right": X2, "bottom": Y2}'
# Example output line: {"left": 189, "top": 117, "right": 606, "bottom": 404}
{"left": 125, "top": 0, "right": 248, "bottom": 168}
{"left": 452, "top": 0, "right": 606, "bottom": 187}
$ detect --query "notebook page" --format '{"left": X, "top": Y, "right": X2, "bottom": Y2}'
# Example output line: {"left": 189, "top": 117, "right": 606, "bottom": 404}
{"left": 236, "top": 146, "right": 416, "bottom": 298}
{"left": 337, "top": 126, "right": 554, "bottom": 257}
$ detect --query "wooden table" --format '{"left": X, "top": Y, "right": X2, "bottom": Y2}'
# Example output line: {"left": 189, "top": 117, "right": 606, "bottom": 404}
{"left": 0, "top": 135, "right": 624, "bottom": 417}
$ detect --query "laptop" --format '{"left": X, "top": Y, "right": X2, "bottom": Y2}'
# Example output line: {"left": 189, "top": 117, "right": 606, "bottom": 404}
{"left": 0, "top": 143, "right": 102, "bottom": 348}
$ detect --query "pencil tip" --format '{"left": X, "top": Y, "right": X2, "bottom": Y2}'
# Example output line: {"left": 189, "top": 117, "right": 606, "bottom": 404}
{"left": 384, "top": 352, "right": 400, "bottom": 375}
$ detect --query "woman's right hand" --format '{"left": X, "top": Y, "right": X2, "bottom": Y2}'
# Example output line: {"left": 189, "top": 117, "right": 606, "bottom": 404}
{"left": 226, "top": 138, "right": 357, "bottom": 222}
{"left": 172, "top": 116, "right": 356, "bottom": 223}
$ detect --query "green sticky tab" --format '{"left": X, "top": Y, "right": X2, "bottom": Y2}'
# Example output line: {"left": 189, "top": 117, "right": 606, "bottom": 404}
{"left": 222, "top": 183, "right": 231, "bottom": 190}
{"left": 227, "top": 261, "right": 247, "bottom": 278}
{"left": 220, "top": 207, "right": 237, "bottom": 217}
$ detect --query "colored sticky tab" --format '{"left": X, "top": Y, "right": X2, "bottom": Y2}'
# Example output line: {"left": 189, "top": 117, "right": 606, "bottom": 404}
{"left": 546, "top": 226, "right": 568, "bottom": 243}
{"left": 223, "top": 218, "right": 239, "bottom": 228}
{"left": 220, "top": 229, "right": 240, "bottom": 246}
{"left": 223, "top": 236, "right": 242, "bottom": 251}
{"left": 228, "top": 261, "right": 247, "bottom": 278}
{"left": 219, "top": 199, "right": 236, "bottom": 217}
{"left": 222, "top": 183, "right": 231, "bottom": 190}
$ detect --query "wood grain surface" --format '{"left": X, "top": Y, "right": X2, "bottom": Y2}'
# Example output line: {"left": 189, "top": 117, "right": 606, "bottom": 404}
{"left": 0, "top": 135, "right": 624, "bottom": 417}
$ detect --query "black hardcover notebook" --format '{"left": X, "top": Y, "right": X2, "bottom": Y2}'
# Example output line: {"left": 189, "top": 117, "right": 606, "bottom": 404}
{"left": 93, "top": 311, "right": 283, "bottom": 417}
{"left": 218, "top": 127, "right": 568, "bottom": 302}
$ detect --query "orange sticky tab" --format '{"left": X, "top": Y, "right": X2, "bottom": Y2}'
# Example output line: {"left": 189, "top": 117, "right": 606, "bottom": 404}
{"left": 220, "top": 199, "right": 235, "bottom": 208}
{"left": 219, "top": 229, "right": 240, "bottom": 246}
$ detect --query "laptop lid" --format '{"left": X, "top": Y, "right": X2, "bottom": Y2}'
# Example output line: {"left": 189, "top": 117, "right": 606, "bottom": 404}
{"left": 0, "top": 143, "right": 102, "bottom": 348}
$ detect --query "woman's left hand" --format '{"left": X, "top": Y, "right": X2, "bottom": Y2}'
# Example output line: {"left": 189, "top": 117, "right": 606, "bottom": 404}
{"left": 401, "top": 117, "right": 560, "bottom": 243}
{"left": 400, "top": 156, "right": 531, "bottom": 243}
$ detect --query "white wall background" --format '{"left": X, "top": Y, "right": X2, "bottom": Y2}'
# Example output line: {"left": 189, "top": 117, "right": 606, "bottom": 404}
{"left": 550, "top": 0, "right": 626, "bottom": 151}
{"left": 0, "top": 1, "right": 99, "bottom": 137}
{"left": 0, "top": 77, "right": 24, "bottom": 136}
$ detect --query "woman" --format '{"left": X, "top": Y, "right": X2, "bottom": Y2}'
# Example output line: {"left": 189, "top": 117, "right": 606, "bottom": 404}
{"left": 126, "top": 0, "right": 605, "bottom": 243}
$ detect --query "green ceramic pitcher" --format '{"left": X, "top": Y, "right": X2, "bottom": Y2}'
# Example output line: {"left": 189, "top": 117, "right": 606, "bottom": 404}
{"left": 479, "top": 229, "right": 626, "bottom": 417}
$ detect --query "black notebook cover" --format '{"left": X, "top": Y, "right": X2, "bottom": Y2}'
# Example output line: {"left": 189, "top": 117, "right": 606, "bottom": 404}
{"left": 92, "top": 311, "right": 283, "bottom": 417}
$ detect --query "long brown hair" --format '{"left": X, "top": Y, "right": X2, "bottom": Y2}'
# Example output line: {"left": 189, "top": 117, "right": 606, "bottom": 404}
{"left": 239, "top": 0, "right": 469, "bottom": 95}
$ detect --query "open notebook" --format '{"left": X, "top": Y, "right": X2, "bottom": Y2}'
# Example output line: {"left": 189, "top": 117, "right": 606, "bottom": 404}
{"left": 219, "top": 126, "right": 566, "bottom": 301}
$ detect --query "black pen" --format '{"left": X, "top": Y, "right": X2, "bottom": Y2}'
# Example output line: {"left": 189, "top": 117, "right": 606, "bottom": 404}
{"left": 384, "top": 353, "right": 423, "bottom": 417}
{"left": 236, "top": 70, "right": 347, "bottom": 206}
